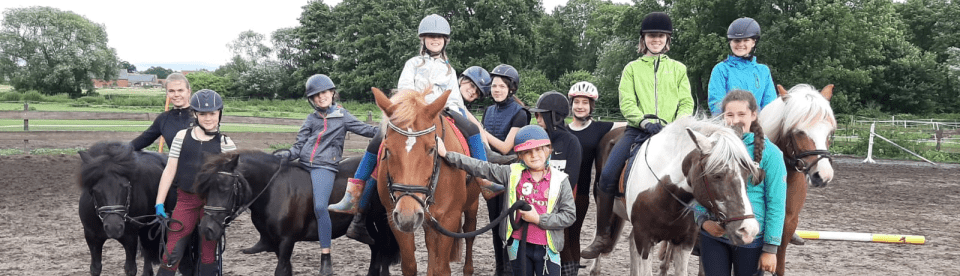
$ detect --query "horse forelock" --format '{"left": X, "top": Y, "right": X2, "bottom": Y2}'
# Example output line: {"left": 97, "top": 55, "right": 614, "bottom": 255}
{"left": 386, "top": 89, "right": 430, "bottom": 129}
{"left": 79, "top": 141, "right": 137, "bottom": 190}
{"left": 760, "top": 84, "right": 836, "bottom": 144}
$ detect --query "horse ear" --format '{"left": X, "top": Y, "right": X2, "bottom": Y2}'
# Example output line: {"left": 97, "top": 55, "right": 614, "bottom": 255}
{"left": 776, "top": 84, "right": 789, "bottom": 97}
{"left": 426, "top": 89, "right": 452, "bottom": 117}
{"left": 78, "top": 150, "right": 92, "bottom": 164}
{"left": 372, "top": 87, "right": 395, "bottom": 117}
{"left": 820, "top": 84, "right": 834, "bottom": 101}
{"left": 685, "top": 128, "right": 713, "bottom": 155}
{"left": 225, "top": 154, "right": 240, "bottom": 171}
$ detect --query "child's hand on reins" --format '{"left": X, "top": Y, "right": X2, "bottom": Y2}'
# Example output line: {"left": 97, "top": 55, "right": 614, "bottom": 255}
{"left": 519, "top": 208, "right": 541, "bottom": 225}
{"left": 436, "top": 136, "right": 447, "bottom": 156}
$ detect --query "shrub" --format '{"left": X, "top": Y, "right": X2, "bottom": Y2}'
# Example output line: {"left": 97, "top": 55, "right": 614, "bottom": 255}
{"left": 20, "top": 90, "right": 43, "bottom": 102}
{"left": 0, "top": 91, "right": 21, "bottom": 102}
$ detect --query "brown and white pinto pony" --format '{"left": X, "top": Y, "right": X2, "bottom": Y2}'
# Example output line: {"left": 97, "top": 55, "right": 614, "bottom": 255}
{"left": 759, "top": 84, "right": 836, "bottom": 276}
{"left": 371, "top": 87, "right": 481, "bottom": 276}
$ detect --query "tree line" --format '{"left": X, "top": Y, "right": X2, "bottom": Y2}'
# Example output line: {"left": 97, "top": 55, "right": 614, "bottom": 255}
{"left": 3, "top": 0, "right": 959, "bottom": 115}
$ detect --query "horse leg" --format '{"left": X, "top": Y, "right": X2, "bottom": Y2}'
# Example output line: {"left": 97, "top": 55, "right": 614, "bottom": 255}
{"left": 84, "top": 233, "right": 106, "bottom": 276}
{"left": 273, "top": 238, "right": 296, "bottom": 276}
{"left": 462, "top": 196, "right": 479, "bottom": 276}
{"left": 119, "top": 234, "right": 139, "bottom": 276}
{"left": 424, "top": 224, "right": 454, "bottom": 276}
{"left": 393, "top": 230, "right": 418, "bottom": 276}
{"left": 777, "top": 173, "right": 808, "bottom": 276}
{"left": 671, "top": 240, "right": 695, "bottom": 276}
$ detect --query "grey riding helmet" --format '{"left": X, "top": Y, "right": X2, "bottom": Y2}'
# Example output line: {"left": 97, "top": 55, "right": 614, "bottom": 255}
{"left": 418, "top": 14, "right": 450, "bottom": 37}
{"left": 305, "top": 74, "right": 336, "bottom": 98}
{"left": 190, "top": 89, "right": 223, "bottom": 113}
{"left": 727, "top": 17, "right": 761, "bottom": 40}
{"left": 460, "top": 66, "right": 492, "bottom": 99}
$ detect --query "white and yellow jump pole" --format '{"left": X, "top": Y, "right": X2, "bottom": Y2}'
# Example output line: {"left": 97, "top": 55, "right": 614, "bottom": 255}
{"left": 795, "top": 230, "right": 925, "bottom": 245}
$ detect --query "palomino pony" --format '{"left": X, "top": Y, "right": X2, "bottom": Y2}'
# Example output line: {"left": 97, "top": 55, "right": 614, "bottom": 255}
{"left": 759, "top": 84, "right": 836, "bottom": 276}
{"left": 372, "top": 87, "right": 481, "bottom": 276}
{"left": 78, "top": 141, "right": 170, "bottom": 276}
{"left": 596, "top": 117, "right": 763, "bottom": 276}
{"left": 193, "top": 152, "right": 399, "bottom": 276}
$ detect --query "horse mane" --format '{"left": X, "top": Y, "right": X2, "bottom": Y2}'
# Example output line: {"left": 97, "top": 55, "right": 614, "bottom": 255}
{"left": 79, "top": 141, "right": 137, "bottom": 190}
{"left": 386, "top": 89, "right": 429, "bottom": 129}
{"left": 663, "top": 116, "right": 756, "bottom": 177}
{"left": 759, "top": 84, "right": 837, "bottom": 145}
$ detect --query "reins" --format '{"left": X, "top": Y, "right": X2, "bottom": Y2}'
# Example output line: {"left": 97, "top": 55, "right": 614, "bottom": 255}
{"left": 429, "top": 200, "right": 532, "bottom": 238}
{"left": 205, "top": 157, "right": 288, "bottom": 229}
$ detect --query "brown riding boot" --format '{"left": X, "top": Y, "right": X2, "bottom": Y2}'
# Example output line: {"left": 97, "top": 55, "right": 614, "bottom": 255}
{"left": 581, "top": 190, "right": 617, "bottom": 259}
{"left": 329, "top": 178, "right": 365, "bottom": 214}
{"left": 479, "top": 179, "right": 505, "bottom": 200}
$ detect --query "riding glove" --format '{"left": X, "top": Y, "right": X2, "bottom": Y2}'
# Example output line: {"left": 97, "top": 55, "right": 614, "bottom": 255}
{"left": 155, "top": 203, "right": 168, "bottom": 218}
{"left": 642, "top": 122, "right": 664, "bottom": 134}
{"left": 274, "top": 150, "right": 293, "bottom": 161}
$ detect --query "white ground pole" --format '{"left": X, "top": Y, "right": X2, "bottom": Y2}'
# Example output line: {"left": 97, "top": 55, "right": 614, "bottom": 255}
{"left": 862, "top": 123, "right": 937, "bottom": 165}
{"left": 796, "top": 230, "right": 926, "bottom": 245}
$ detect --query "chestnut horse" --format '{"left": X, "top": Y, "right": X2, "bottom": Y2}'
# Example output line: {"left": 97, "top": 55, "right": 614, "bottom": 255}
{"left": 372, "top": 87, "right": 481, "bottom": 276}
{"left": 759, "top": 84, "right": 836, "bottom": 276}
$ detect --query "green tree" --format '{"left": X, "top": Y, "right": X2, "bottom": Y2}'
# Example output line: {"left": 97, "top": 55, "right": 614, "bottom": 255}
{"left": 228, "top": 30, "right": 272, "bottom": 66}
{"left": 434, "top": 0, "right": 543, "bottom": 71}
{"left": 143, "top": 66, "right": 174, "bottom": 79}
{"left": 0, "top": 6, "right": 119, "bottom": 97}
{"left": 185, "top": 71, "right": 230, "bottom": 95}
{"left": 119, "top": 60, "right": 136, "bottom": 73}
{"left": 517, "top": 69, "right": 555, "bottom": 105}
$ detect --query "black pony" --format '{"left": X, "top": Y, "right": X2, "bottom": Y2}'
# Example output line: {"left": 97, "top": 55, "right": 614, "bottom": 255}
{"left": 193, "top": 150, "right": 399, "bottom": 276}
{"left": 78, "top": 141, "right": 171, "bottom": 276}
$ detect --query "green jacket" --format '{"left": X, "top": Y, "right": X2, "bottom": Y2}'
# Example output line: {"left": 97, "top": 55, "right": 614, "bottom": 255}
{"left": 618, "top": 54, "right": 694, "bottom": 128}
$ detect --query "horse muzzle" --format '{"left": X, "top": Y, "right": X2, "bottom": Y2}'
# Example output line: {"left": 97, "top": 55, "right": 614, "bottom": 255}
{"left": 101, "top": 214, "right": 126, "bottom": 239}
{"left": 199, "top": 215, "right": 225, "bottom": 242}
{"left": 391, "top": 205, "right": 425, "bottom": 233}
{"left": 724, "top": 218, "right": 759, "bottom": 246}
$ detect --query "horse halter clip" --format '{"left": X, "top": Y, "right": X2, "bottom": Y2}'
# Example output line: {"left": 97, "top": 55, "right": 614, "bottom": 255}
{"left": 384, "top": 119, "right": 442, "bottom": 209}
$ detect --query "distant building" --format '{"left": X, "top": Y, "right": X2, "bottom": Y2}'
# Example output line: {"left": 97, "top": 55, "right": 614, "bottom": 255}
{"left": 92, "top": 69, "right": 159, "bottom": 88}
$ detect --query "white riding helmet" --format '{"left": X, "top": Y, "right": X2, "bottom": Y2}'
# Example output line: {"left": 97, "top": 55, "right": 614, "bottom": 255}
{"left": 568, "top": 81, "right": 598, "bottom": 100}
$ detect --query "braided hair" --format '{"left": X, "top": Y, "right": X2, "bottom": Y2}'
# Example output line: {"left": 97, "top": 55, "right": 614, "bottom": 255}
{"left": 721, "top": 90, "right": 765, "bottom": 163}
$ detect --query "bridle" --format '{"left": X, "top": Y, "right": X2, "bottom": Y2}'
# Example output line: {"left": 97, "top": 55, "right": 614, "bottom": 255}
{"left": 203, "top": 159, "right": 286, "bottom": 230}
{"left": 693, "top": 153, "right": 755, "bottom": 228}
{"left": 384, "top": 118, "right": 443, "bottom": 210}
{"left": 782, "top": 132, "right": 833, "bottom": 175}
{"left": 90, "top": 180, "right": 163, "bottom": 227}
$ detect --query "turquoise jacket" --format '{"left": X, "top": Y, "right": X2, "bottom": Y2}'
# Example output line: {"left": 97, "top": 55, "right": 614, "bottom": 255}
{"left": 693, "top": 132, "right": 787, "bottom": 253}
{"left": 707, "top": 55, "right": 776, "bottom": 115}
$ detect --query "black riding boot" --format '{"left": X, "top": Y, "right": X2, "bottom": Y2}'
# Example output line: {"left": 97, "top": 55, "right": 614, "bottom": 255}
{"left": 346, "top": 213, "right": 374, "bottom": 245}
{"left": 156, "top": 267, "right": 177, "bottom": 276}
{"left": 320, "top": 253, "right": 333, "bottom": 276}
{"left": 581, "top": 190, "right": 617, "bottom": 259}
{"left": 198, "top": 261, "right": 220, "bottom": 276}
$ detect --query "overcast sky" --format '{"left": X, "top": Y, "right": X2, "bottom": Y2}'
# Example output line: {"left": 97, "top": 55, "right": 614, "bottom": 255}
{"left": 0, "top": 0, "right": 630, "bottom": 71}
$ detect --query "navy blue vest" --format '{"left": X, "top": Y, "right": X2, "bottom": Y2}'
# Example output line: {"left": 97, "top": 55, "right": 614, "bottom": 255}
{"left": 174, "top": 129, "right": 222, "bottom": 193}
{"left": 483, "top": 99, "right": 524, "bottom": 141}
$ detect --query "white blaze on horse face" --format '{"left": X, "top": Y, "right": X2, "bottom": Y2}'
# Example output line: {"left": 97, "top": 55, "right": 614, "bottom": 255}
{"left": 808, "top": 123, "right": 835, "bottom": 182}
{"left": 735, "top": 172, "right": 760, "bottom": 243}
{"left": 405, "top": 128, "right": 416, "bottom": 152}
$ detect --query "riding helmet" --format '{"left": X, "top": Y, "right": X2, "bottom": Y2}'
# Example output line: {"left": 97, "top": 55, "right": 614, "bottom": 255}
{"left": 640, "top": 12, "right": 673, "bottom": 34}
{"left": 490, "top": 64, "right": 520, "bottom": 92}
{"left": 529, "top": 91, "right": 570, "bottom": 131}
{"left": 568, "top": 81, "right": 599, "bottom": 100}
{"left": 418, "top": 14, "right": 451, "bottom": 37}
{"left": 305, "top": 74, "right": 336, "bottom": 99}
{"left": 513, "top": 125, "right": 551, "bottom": 152}
{"left": 460, "top": 66, "right": 492, "bottom": 100}
{"left": 190, "top": 89, "right": 223, "bottom": 113}
{"left": 727, "top": 17, "right": 761, "bottom": 40}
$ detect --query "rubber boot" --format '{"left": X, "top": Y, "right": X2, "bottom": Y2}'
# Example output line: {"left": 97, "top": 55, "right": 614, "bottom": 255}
{"left": 156, "top": 267, "right": 176, "bottom": 276}
{"left": 479, "top": 179, "right": 505, "bottom": 200}
{"left": 581, "top": 190, "right": 617, "bottom": 259}
{"left": 346, "top": 212, "right": 374, "bottom": 245}
{"left": 790, "top": 232, "right": 806, "bottom": 245}
{"left": 198, "top": 261, "right": 220, "bottom": 276}
{"left": 328, "top": 178, "right": 364, "bottom": 214}
{"left": 319, "top": 253, "right": 333, "bottom": 276}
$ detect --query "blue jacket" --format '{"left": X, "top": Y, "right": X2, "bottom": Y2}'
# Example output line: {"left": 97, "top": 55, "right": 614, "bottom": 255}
{"left": 290, "top": 105, "right": 379, "bottom": 170}
{"left": 693, "top": 132, "right": 786, "bottom": 253}
{"left": 708, "top": 55, "right": 776, "bottom": 115}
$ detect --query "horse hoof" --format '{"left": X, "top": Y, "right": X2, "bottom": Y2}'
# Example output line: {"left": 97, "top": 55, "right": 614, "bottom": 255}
{"left": 241, "top": 241, "right": 272, "bottom": 254}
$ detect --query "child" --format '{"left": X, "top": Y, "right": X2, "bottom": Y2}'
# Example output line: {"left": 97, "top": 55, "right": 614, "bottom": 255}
{"left": 695, "top": 90, "right": 786, "bottom": 276}
{"left": 155, "top": 89, "right": 236, "bottom": 276}
{"left": 438, "top": 125, "right": 576, "bottom": 276}
{"left": 282, "top": 74, "right": 379, "bottom": 275}
{"left": 707, "top": 17, "right": 776, "bottom": 115}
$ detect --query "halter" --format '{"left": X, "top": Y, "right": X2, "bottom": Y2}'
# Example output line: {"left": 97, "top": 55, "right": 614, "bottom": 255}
{"left": 384, "top": 118, "right": 443, "bottom": 209}
{"left": 782, "top": 133, "right": 833, "bottom": 175}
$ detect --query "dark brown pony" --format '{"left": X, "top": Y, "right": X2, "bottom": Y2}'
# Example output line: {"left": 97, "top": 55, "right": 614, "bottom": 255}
{"left": 759, "top": 84, "right": 836, "bottom": 276}
{"left": 372, "top": 87, "right": 481, "bottom": 276}
{"left": 78, "top": 141, "right": 169, "bottom": 276}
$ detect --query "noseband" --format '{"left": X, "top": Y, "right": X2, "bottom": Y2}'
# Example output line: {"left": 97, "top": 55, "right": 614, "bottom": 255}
{"left": 91, "top": 181, "right": 131, "bottom": 221}
{"left": 695, "top": 155, "right": 755, "bottom": 228}
{"left": 783, "top": 134, "right": 833, "bottom": 175}
{"left": 202, "top": 172, "right": 247, "bottom": 229}
{"left": 384, "top": 118, "right": 443, "bottom": 210}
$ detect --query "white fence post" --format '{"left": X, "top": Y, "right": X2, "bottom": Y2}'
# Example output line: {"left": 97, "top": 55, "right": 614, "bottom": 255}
{"left": 863, "top": 123, "right": 876, "bottom": 164}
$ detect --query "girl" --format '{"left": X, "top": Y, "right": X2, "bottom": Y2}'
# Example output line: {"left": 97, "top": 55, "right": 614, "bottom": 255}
{"left": 707, "top": 17, "right": 776, "bottom": 115}
{"left": 283, "top": 74, "right": 379, "bottom": 275}
{"left": 328, "top": 14, "right": 494, "bottom": 243}
{"left": 438, "top": 125, "right": 575, "bottom": 276}
{"left": 583, "top": 11, "right": 694, "bottom": 259}
{"left": 695, "top": 90, "right": 786, "bottom": 276}
{"left": 154, "top": 89, "right": 236, "bottom": 276}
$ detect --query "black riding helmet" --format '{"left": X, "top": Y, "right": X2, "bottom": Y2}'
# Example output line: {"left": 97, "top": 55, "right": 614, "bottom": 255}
{"left": 305, "top": 74, "right": 337, "bottom": 112}
{"left": 190, "top": 89, "right": 224, "bottom": 135}
{"left": 529, "top": 91, "right": 570, "bottom": 136}
{"left": 641, "top": 12, "right": 673, "bottom": 34}
{"left": 460, "top": 66, "right": 492, "bottom": 100}
{"left": 490, "top": 64, "right": 520, "bottom": 104}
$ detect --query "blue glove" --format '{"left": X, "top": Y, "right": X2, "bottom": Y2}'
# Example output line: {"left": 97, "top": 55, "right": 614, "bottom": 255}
{"left": 643, "top": 122, "right": 664, "bottom": 134}
{"left": 155, "top": 203, "right": 168, "bottom": 218}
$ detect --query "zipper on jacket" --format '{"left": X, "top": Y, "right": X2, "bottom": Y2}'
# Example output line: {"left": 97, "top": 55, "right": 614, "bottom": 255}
{"left": 309, "top": 115, "right": 329, "bottom": 163}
